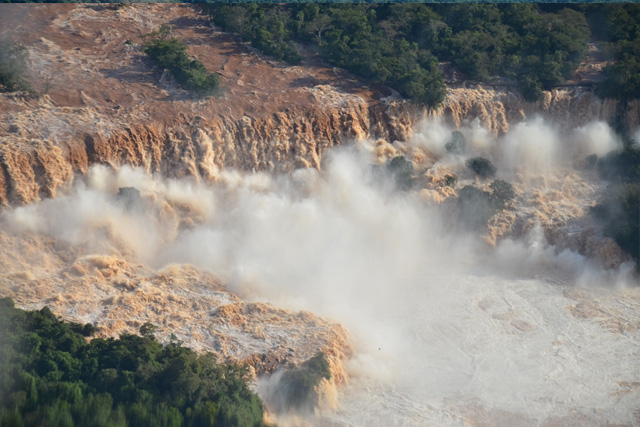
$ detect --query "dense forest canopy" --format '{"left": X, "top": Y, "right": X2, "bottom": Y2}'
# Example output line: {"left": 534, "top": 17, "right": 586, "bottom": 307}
{"left": 1, "top": 4, "right": 638, "bottom": 107}
{"left": 0, "top": 298, "right": 265, "bottom": 427}
{"left": 204, "top": 3, "right": 638, "bottom": 105}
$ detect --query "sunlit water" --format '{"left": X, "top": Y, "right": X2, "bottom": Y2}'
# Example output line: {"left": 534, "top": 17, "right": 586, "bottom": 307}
{"left": 307, "top": 273, "right": 639, "bottom": 426}
{"left": 3, "top": 119, "right": 638, "bottom": 426}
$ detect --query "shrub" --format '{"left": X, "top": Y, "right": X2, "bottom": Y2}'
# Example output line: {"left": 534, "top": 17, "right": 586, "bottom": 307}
{"left": 445, "top": 131, "right": 466, "bottom": 155}
{"left": 597, "top": 143, "right": 640, "bottom": 183}
{"left": 489, "top": 179, "right": 515, "bottom": 210}
{"left": 518, "top": 76, "right": 543, "bottom": 102}
{"left": 82, "top": 323, "right": 96, "bottom": 337}
{"left": 116, "top": 187, "right": 144, "bottom": 211}
{"left": 387, "top": 156, "right": 415, "bottom": 190}
{"left": 0, "top": 40, "right": 31, "bottom": 92}
{"left": 275, "top": 352, "right": 331, "bottom": 413}
{"left": 466, "top": 157, "right": 496, "bottom": 179}
{"left": 457, "top": 185, "right": 493, "bottom": 230}
{"left": 444, "top": 174, "right": 457, "bottom": 187}
{"left": 142, "top": 25, "right": 220, "bottom": 97}
{"left": 457, "top": 179, "right": 515, "bottom": 230}
{"left": 591, "top": 183, "right": 639, "bottom": 267}
{"left": 139, "top": 322, "right": 157, "bottom": 340}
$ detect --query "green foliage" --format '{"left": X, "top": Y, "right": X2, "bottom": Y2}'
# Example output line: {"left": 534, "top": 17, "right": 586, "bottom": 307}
{"left": 0, "top": 300, "right": 264, "bottom": 427}
{"left": 82, "top": 323, "right": 96, "bottom": 337}
{"left": 206, "top": 4, "right": 597, "bottom": 105}
{"left": 445, "top": 131, "right": 466, "bottom": 155}
{"left": 0, "top": 40, "right": 31, "bottom": 92}
{"left": 444, "top": 174, "right": 457, "bottom": 187}
{"left": 466, "top": 157, "right": 496, "bottom": 179}
{"left": 139, "top": 322, "right": 158, "bottom": 340}
{"left": 142, "top": 25, "right": 219, "bottom": 97}
{"left": 116, "top": 187, "right": 144, "bottom": 211}
{"left": 208, "top": 5, "right": 303, "bottom": 65}
{"left": 458, "top": 185, "right": 493, "bottom": 231}
{"left": 489, "top": 179, "right": 515, "bottom": 210}
{"left": 275, "top": 352, "right": 330, "bottom": 413}
{"left": 595, "top": 5, "right": 640, "bottom": 101}
{"left": 387, "top": 156, "right": 414, "bottom": 190}
{"left": 591, "top": 183, "right": 639, "bottom": 267}
{"left": 458, "top": 179, "right": 515, "bottom": 230}
{"left": 207, "top": 4, "right": 445, "bottom": 107}
{"left": 597, "top": 142, "right": 640, "bottom": 183}
{"left": 591, "top": 142, "right": 640, "bottom": 268}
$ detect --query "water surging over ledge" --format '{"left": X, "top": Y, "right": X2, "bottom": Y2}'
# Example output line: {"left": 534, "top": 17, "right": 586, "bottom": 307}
{"left": 1, "top": 117, "right": 638, "bottom": 426}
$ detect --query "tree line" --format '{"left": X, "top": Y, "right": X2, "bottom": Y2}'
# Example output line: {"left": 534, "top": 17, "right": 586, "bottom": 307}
{"left": 203, "top": 4, "right": 638, "bottom": 105}
{"left": 0, "top": 298, "right": 265, "bottom": 427}
{"left": 1, "top": 4, "right": 637, "bottom": 105}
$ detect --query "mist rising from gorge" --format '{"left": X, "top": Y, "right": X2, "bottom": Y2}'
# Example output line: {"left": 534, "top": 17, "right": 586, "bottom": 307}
{"left": 1, "top": 117, "right": 638, "bottom": 425}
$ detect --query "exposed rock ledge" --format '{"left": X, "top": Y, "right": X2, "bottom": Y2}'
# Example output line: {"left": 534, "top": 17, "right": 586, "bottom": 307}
{"left": 0, "top": 3, "right": 636, "bottom": 208}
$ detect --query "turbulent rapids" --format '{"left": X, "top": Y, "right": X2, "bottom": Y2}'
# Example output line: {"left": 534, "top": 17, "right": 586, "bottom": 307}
{"left": 1, "top": 123, "right": 638, "bottom": 425}
{"left": 1, "top": 4, "right": 639, "bottom": 427}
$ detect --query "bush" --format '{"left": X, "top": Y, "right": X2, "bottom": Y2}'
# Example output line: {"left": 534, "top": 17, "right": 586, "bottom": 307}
{"left": 204, "top": 4, "right": 598, "bottom": 105}
{"left": 142, "top": 25, "right": 220, "bottom": 97}
{"left": 458, "top": 185, "right": 493, "bottom": 230}
{"left": 444, "top": 174, "right": 457, "bottom": 187}
{"left": 591, "top": 142, "right": 640, "bottom": 269}
{"left": 466, "top": 157, "right": 497, "bottom": 179}
{"left": 387, "top": 156, "right": 414, "bottom": 190}
{"left": 457, "top": 179, "right": 515, "bottom": 230}
{"left": 82, "top": 323, "right": 96, "bottom": 337}
{"left": 591, "top": 183, "right": 639, "bottom": 268}
{"left": 0, "top": 40, "right": 31, "bottom": 92}
{"left": 445, "top": 131, "right": 466, "bottom": 155}
{"left": 489, "top": 179, "right": 515, "bottom": 210}
{"left": 597, "top": 143, "right": 640, "bottom": 183}
{"left": 274, "top": 352, "right": 331, "bottom": 413}
{"left": 594, "top": 5, "right": 640, "bottom": 102}
{"left": 116, "top": 186, "right": 144, "bottom": 211}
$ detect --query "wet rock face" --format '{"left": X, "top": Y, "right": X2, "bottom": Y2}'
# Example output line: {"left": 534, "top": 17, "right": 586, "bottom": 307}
{"left": 0, "top": 5, "right": 634, "bottom": 209}
{"left": 1, "top": 85, "right": 631, "bottom": 208}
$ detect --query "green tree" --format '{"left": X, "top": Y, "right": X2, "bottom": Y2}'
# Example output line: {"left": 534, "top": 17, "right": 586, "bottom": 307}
{"left": 458, "top": 185, "right": 493, "bottom": 231}
{"left": 445, "top": 131, "right": 466, "bottom": 154}
{"left": 489, "top": 179, "right": 515, "bottom": 210}
{"left": 142, "top": 26, "right": 220, "bottom": 96}
{"left": 466, "top": 157, "right": 497, "bottom": 179}
{"left": 0, "top": 300, "right": 265, "bottom": 427}
{"left": 0, "top": 40, "right": 31, "bottom": 92}
{"left": 274, "top": 352, "right": 331, "bottom": 413}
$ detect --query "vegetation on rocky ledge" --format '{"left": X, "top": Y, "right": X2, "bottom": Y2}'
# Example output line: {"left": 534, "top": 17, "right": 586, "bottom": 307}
{"left": 0, "top": 40, "right": 31, "bottom": 93}
{"left": 593, "top": 5, "right": 640, "bottom": 102}
{"left": 458, "top": 179, "right": 515, "bottom": 231}
{"left": 203, "top": 4, "right": 613, "bottom": 105}
{"left": 272, "top": 352, "right": 331, "bottom": 414}
{"left": 142, "top": 25, "right": 220, "bottom": 97}
{"left": 591, "top": 140, "right": 640, "bottom": 269}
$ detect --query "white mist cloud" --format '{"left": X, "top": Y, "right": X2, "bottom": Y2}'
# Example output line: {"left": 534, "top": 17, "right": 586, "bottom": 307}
{"left": 1, "top": 117, "right": 637, "bottom": 426}
{"left": 409, "top": 116, "right": 454, "bottom": 156}
{"left": 499, "top": 117, "right": 560, "bottom": 174}
{"left": 571, "top": 121, "right": 622, "bottom": 156}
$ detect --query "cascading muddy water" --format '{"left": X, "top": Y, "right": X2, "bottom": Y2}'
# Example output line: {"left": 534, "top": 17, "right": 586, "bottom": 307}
{"left": 0, "top": 117, "right": 638, "bottom": 426}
